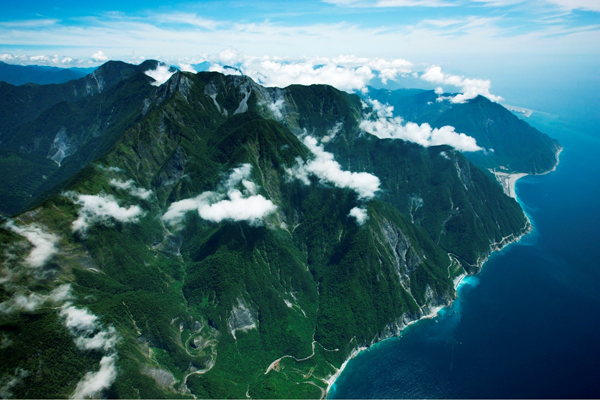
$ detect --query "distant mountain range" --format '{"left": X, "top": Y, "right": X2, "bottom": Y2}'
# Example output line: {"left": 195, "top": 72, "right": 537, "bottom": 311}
{"left": 0, "top": 61, "right": 559, "bottom": 398}
{"left": 0, "top": 61, "right": 97, "bottom": 86}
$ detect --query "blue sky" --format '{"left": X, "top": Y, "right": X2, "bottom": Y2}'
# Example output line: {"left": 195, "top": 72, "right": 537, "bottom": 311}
{"left": 1, "top": 0, "right": 598, "bottom": 61}
{"left": 1, "top": 0, "right": 599, "bottom": 116}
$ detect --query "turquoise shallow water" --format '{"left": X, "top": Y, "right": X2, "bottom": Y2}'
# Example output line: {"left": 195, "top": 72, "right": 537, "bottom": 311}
{"left": 329, "top": 112, "right": 600, "bottom": 398}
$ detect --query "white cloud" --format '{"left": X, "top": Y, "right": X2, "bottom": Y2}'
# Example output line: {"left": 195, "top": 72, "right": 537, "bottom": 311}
{"left": 92, "top": 51, "right": 108, "bottom": 62}
{"left": 321, "top": 122, "right": 342, "bottom": 143}
{"left": 71, "top": 355, "right": 118, "bottom": 399}
{"left": 286, "top": 136, "right": 381, "bottom": 200}
{"left": 198, "top": 190, "right": 276, "bottom": 224}
{"left": 421, "top": 65, "right": 503, "bottom": 103}
{"left": 473, "top": 0, "right": 600, "bottom": 12}
{"left": 109, "top": 179, "right": 152, "bottom": 200}
{"left": 268, "top": 99, "right": 285, "bottom": 120}
{"left": 154, "top": 12, "right": 221, "bottom": 30}
{"left": 162, "top": 192, "right": 221, "bottom": 228}
{"left": 65, "top": 192, "right": 145, "bottom": 234}
{"left": 545, "top": 0, "right": 600, "bottom": 11}
{"left": 95, "top": 164, "right": 124, "bottom": 173}
{"left": 223, "top": 163, "right": 253, "bottom": 190}
{"left": 60, "top": 304, "right": 119, "bottom": 352}
{"left": 0, "top": 284, "right": 72, "bottom": 314}
{"left": 211, "top": 57, "right": 377, "bottom": 93}
{"left": 218, "top": 47, "right": 241, "bottom": 65}
{"left": 324, "top": 0, "right": 456, "bottom": 6}
{"left": 60, "top": 304, "right": 99, "bottom": 333}
{"left": 349, "top": 207, "right": 369, "bottom": 225}
{"left": 162, "top": 164, "right": 276, "bottom": 227}
{"left": 360, "top": 99, "right": 483, "bottom": 152}
{"left": 145, "top": 64, "right": 175, "bottom": 86}
{"left": 4, "top": 221, "right": 59, "bottom": 269}
{"left": 178, "top": 62, "right": 197, "bottom": 73}
{"left": 0, "top": 368, "right": 29, "bottom": 399}
{"left": 202, "top": 52, "right": 412, "bottom": 93}
{"left": 75, "top": 326, "right": 119, "bottom": 352}
{"left": 49, "top": 284, "right": 73, "bottom": 302}
{"left": 375, "top": 0, "right": 456, "bottom": 6}
{"left": 0, "top": 293, "right": 44, "bottom": 313}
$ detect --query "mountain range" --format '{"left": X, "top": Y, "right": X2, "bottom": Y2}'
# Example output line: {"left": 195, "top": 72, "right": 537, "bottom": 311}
{"left": 0, "top": 61, "right": 560, "bottom": 398}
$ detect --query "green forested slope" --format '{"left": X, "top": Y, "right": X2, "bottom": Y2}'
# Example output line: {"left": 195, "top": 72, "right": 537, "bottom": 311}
{"left": 366, "top": 87, "right": 561, "bottom": 174}
{"left": 0, "top": 66, "right": 539, "bottom": 398}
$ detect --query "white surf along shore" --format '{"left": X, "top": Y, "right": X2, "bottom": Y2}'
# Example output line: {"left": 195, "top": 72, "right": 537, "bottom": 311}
{"left": 324, "top": 147, "right": 563, "bottom": 398}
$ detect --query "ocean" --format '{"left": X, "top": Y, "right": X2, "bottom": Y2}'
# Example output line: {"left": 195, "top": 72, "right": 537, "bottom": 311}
{"left": 329, "top": 110, "right": 600, "bottom": 398}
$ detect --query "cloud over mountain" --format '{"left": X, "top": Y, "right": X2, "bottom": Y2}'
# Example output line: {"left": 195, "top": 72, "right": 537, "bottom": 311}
{"left": 65, "top": 192, "right": 145, "bottom": 234}
{"left": 359, "top": 99, "right": 483, "bottom": 151}
{"left": 349, "top": 207, "right": 369, "bottom": 225}
{"left": 206, "top": 50, "right": 412, "bottom": 93}
{"left": 421, "top": 65, "right": 503, "bottom": 103}
{"left": 109, "top": 179, "right": 153, "bottom": 199}
{"left": 145, "top": 64, "right": 175, "bottom": 86}
{"left": 70, "top": 355, "right": 118, "bottom": 399}
{"left": 4, "top": 221, "right": 59, "bottom": 269}
{"left": 286, "top": 136, "right": 381, "bottom": 199}
{"left": 162, "top": 164, "right": 276, "bottom": 227}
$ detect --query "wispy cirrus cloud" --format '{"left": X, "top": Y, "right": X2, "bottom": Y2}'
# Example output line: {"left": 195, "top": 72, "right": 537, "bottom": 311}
{"left": 473, "top": 0, "right": 600, "bottom": 12}
{"left": 153, "top": 12, "right": 222, "bottom": 30}
{"left": 0, "top": 19, "right": 60, "bottom": 28}
{"left": 0, "top": 4, "right": 597, "bottom": 67}
{"left": 324, "top": 0, "right": 458, "bottom": 6}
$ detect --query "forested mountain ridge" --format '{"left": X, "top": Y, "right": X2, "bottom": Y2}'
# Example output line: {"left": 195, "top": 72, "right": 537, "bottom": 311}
{"left": 366, "top": 87, "right": 562, "bottom": 174}
{"left": 0, "top": 60, "right": 171, "bottom": 216}
{"left": 0, "top": 62, "right": 553, "bottom": 398}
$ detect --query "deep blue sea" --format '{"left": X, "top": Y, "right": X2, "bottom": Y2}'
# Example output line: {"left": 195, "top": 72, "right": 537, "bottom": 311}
{"left": 329, "top": 110, "right": 600, "bottom": 398}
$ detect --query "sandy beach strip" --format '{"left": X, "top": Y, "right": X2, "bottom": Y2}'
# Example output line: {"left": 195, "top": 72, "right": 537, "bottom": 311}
{"left": 490, "top": 171, "right": 528, "bottom": 199}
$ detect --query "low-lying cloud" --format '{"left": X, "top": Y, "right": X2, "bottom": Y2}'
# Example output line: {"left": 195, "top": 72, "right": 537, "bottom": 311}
{"left": 286, "top": 135, "right": 381, "bottom": 199}
{"left": 64, "top": 192, "right": 145, "bottom": 234}
{"left": 267, "top": 99, "right": 285, "bottom": 120}
{"left": 0, "top": 284, "right": 72, "bottom": 314}
{"left": 360, "top": 99, "right": 482, "bottom": 152}
{"left": 60, "top": 304, "right": 119, "bottom": 352}
{"left": 70, "top": 355, "right": 118, "bottom": 399}
{"left": 0, "top": 368, "right": 29, "bottom": 399}
{"left": 162, "top": 164, "right": 276, "bottom": 227}
{"left": 421, "top": 65, "right": 503, "bottom": 103}
{"left": 198, "top": 190, "right": 276, "bottom": 224}
{"left": 60, "top": 302, "right": 120, "bottom": 398}
{"left": 4, "top": 221, "right": 59, "bottom": 269}
{"left": 145, "top": 64, "right": 175, "bottom": 86}
{"left": 109, "top": 179, "right": 153, "bottom": 200}
{"left": 349, "top": 207, "right": 369, "bottom": 225}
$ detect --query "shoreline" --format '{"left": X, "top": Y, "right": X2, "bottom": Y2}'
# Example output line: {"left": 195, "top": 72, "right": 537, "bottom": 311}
{"left": 324, "top": 146, "right": 563, "bottom": 398}
{"left": 324, "top": 223, "right": 532, "bottom": 398}
{"left": 490, "top": 145, "right": 563, "bottom": 199}
{"left": 490, "top": 171, "right": 528, "bottom": 199}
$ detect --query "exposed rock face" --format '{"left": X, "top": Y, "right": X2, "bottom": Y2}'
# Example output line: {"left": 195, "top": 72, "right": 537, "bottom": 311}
{"left": 227, "top": 299, "right": 258, "bottom": 340}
